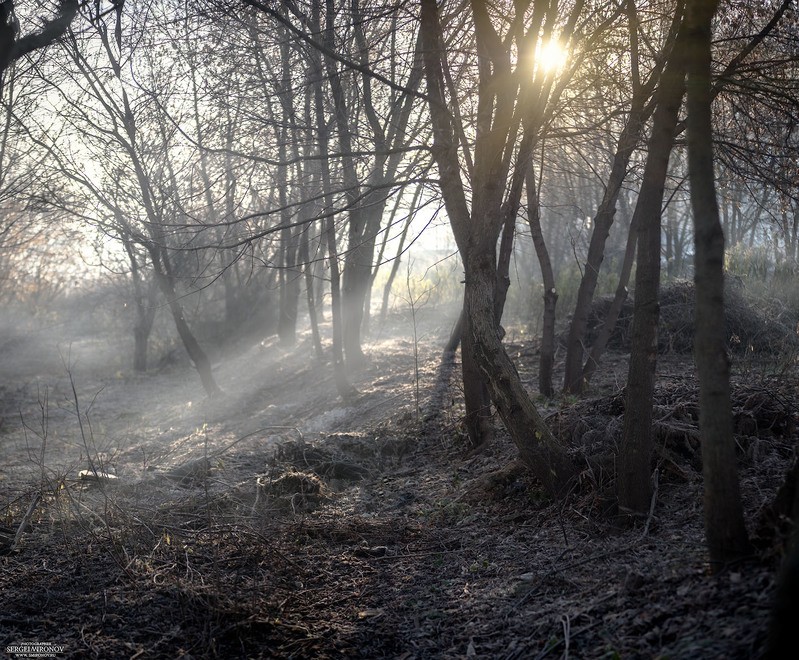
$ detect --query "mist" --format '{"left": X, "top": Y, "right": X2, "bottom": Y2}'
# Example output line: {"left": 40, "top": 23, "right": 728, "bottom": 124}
{"left": 1, "top": 0, "right": 798, "bottom": 657}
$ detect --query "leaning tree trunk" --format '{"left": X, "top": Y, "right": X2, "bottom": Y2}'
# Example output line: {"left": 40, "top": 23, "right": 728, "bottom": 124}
{"left": 562, "top": 4, "right": 685, "bottom": 394}
{"left": 419, "top": 0, "right": 576, "bottom": 498}
{"left": 685, "top": 0, "right": 751, "bottom": 567}
{"left": 562, "top": 106, "right": 648, "bottom": 394}
{"left": 582, "top": 189, "right": 640, "bottom": 387}
{"left": 379, "top": 188, "right": 420, "bottom": 326}
{"left": 618, "top": 10, "right": 688, "bottom": 518}
{"left": 465, "top": 242, "right": 575, "bottom": 497}
{"left": 149, "top": 247, "right": 221, "bottom": 397}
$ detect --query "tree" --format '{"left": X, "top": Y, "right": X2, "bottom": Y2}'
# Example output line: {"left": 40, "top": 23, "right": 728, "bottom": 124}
{"left": 420, "top": 0, "right": 578, "bottom": 497}
{"left": 685, "top": 0, "right": 751, "bottom": 567}
{"left": 32, "top": 1, "right": 224, "bottom": 395}
{"left": 562, "top": 0, "right": 678, "bottom": 395}
{"left": 242, "top": 0, "right": 426, "bottom": 370}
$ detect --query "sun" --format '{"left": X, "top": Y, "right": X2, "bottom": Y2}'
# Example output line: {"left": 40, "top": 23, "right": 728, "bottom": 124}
{"left": 537, "top": 39, "right": 567, "bottom": 73}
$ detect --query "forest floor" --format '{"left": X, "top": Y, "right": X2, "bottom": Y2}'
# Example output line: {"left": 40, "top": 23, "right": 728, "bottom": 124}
{"left": 0, "top": 305, "right": 796, "bottom": 658}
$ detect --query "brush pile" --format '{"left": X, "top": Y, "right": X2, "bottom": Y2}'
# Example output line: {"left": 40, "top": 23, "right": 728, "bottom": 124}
{"left": 577, "top": 280, "right": 798, "bottom": 355}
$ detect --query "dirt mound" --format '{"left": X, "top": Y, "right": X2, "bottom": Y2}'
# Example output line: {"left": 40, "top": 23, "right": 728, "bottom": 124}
{"left": 575, "top": 280, "right": 797, "bottom": 355}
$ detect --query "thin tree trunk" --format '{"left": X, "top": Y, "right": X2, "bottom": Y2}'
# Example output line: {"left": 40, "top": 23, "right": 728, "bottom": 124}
{"left": 685, "top": 0, "right": 751, "bottom": 567}
{"left": 363, "top": 192, "right": 399, "bottom": 338}
{"left": 562, "top": 107, "right": 647, "bottom": 394}
{"left": 494, "top": 204, "right": 515, "bottom": 323}
{"left": 582, "top": 206, "right": 639, "bottom": 387}
{"left": 312, "top": 1, "right": 356, "bottom": 398}
{"left": 149, "top": 247, "right": 221, "bottom": 397}
{"left": 123, "top": 238, "right": 157, "bottom": 373}
{"left": 379, "top": 185, "right": 422, "bottom": 326}
{"left": 525, "top": 165, "right": 557, "bottom": 398}
{"left": 618, "top": 8, "right": 688, "bottom": 518}
{"left": 299, "top": 221, "right": 324, "bottom": 359}
{"left": 563, "top": 3, "right": 682, "bottom": 394}
{"left": 276, "top": 33, "right": 300, "bottom": 346}
{"left": 378, "top": 212, "right": 413, "bottom": 325}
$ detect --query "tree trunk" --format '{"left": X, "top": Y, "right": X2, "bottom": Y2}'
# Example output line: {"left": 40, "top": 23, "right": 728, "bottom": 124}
{"left": 526, "top": 165, "right": 557, "bottom": 398}
{"left": 419, "top": 0, "right": 576, "bottom": 498}
{"left": 341, "top": 206, "right": 379, "bottom": 368}
{"left": 149, "top": 247, "right": 221, "bottom": 397}
{"left": 132, "top": 279, "right": 157, "bottom": 373}
{"left": 312, "top": 2, "right": 357, "bottom": 398}
{"left": 562, "top": 4, "right": 683, "bottom": 394}
{"left": 582, "top": 205, "right": 639, "bottom": 387}
{"left": 299, "top": 215, "right": 324, "bottom": 360}
{"left": 685, "top": 0, "right": 751, "bottom": 567}
{"left": 562, "top": 108, "right": 647, "bottom": 394}
{"left": 324, "top": 215, "right": 356, "bottom": 399}
{"left": 461, "top": 297, "right": 494, "bottom": 449}
{"left": 278, "top": 222, "right": 301, "bottom": 346}
{"left": 276, "top": 33, "right": 300, "bottom": 347}
{"left": 122, "top": 236, "right": 156, "bottom": 373}
{"left": 379, "top": 187, "right": 420, "bottom": 326}
{"left": 618, "top": 9, "right": 688, "bottom": 518}
{"left": 766, "top": 460, "right": 799, "bottom": 657}
{"left": 466, "top": 244, "right": 575, "bottom": 497}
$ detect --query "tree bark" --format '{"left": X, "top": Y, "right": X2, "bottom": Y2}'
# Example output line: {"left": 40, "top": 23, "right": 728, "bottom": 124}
{"left": 123, "top": 237, "right": 157, "bottom": 373}
{"left": 149, "top": 247, "right": 222, "bottom": 397}
{"left": 685, "top": 0, "right": 751, "bottom": 567}
{"left": 525, "top": 165, "right": 557, "bottom": 398}
{"left": 466, "top": 242, "right": 574, "bottom": 497}
{"left": 419, "top": 0, "right": 576, "bottom": 498}
{"left": 766, "top": 460, "right": 799, "bottom": 657}
{"left": 461, "top": 296, "right": 494, "bottom": 448}
{"left": 618, "top": 7, "right": 688, "bottom": 518}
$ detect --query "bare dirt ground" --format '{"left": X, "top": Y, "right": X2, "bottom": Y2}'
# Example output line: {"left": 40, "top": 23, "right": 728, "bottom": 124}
{"left": 0, "top": 307, "right": 795, "bottom": 659}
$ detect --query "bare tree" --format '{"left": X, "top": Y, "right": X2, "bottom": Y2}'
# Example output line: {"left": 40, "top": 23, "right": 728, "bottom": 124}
{"left": 420, "top": 0, "right": 579, "bottom": 497}
{"left": 562, "top": 1, "right": 679, "bottom": 395}
{"left": 32, "top": 2, "right": 223, "bottom": 395}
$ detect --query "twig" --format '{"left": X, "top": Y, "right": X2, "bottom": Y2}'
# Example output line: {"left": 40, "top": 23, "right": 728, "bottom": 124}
{"left": 639, "top": 468, "right": 659, "bottom": 540}
{"left": 10, "top": 492, "right": 41, "bottom": 552}
{"left": 561, "top": 613, "right": 571, "bottom": 660}
{"left": 205, "top": 426, "right": 304, "bottom": 460}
